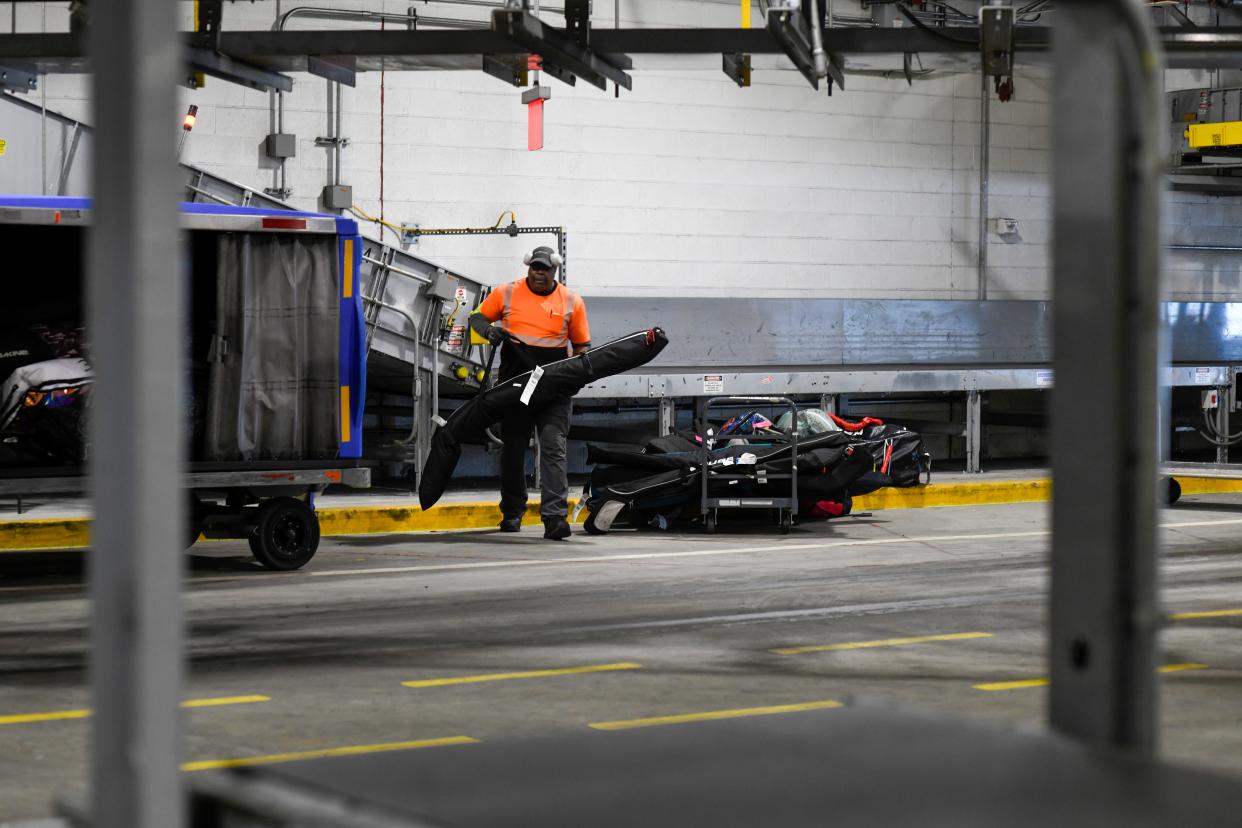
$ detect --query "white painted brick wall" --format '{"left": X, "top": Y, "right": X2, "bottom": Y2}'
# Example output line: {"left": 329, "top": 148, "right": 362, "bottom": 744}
{"left": 48, "top": 0, "right": 1242, "bottom": 303}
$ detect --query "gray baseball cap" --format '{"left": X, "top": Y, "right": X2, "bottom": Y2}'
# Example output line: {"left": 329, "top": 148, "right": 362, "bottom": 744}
{"left": 526, "top": 246, "right": 558, "bottom": 269}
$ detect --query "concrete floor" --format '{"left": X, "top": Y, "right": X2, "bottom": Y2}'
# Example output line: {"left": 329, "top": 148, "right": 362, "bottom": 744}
{"left": 2, "top": 496, "right": 1241, "bottom": 822}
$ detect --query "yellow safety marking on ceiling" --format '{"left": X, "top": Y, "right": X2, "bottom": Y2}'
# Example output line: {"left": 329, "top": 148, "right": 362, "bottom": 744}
{"left": 590, "top": 699, "right": 842, "bottom": 731}
{"left": 403, "top": 662, "right": 641, "bottom": 688}
{"left": 974, "top": 663, "right": 1208, "bottom": 692}
{"left": 0, "top": 695, "right": 270, "bottom": 725}
{"left": 1169, "top": 608, "right": 1242, "bottom": 621}
{"left": 772, "top": 631, "right": 992, "bottom": 656}
{"left": 181, "top": 735, "right": 479, "bottom": 772}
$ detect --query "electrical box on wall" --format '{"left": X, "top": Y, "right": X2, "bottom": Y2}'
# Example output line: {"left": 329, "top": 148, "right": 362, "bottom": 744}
{"left": 322, "top": 184, "right": 352, "bottom": 211}
{"left": 265, "top": 133, "right": 296, "bottom": 159}
{"left": 991, "top": 217, "right": 1019, "bottom": 236}
{"left": 429, "top": 269, "right": 458, "bottom": 301}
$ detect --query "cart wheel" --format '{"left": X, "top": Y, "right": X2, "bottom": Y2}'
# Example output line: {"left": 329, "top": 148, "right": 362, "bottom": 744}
{"left": 186, "top": 494, "right": 205, "bottom": 549}
{"left": 1161, "top": 476, "right": 1182, "bottom": 506}
{"left": 779, "top": 510, "right": 793, "bottom": 535}
{"left": 248, "top": 497, "right": 320, "bottom": 571}
{"left": 705, "top": 511, "right": 717, "bottom": 535}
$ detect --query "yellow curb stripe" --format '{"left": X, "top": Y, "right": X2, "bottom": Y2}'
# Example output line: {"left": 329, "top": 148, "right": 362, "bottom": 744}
{"left": 8, "top": 473, "right": 1242, "bottom": 550}
{"left": 1170, "top": 608, "right": 1242, "bottom": 621}
{"left": 772, "top": 631, "right": 992, "bottom": 656}
{"left": 590, "top": 699, "right": 843, "bottom": 731}
{"left": 181, "top": 735, "right": 478, "bottom": 772}
{"left": 1174, "top": 478, "right": 1242, "bottom": 496}
{"left": 403, "top": 662, "right": 641, "bottom": 688}
{"left": 316, "top": 498, "right": 585, "bottom": 537}
{"left": 974, "top": 663, "right": 1208, "bottom": 692}
{"left": 853, "top": 480, "right": 1050, "bottom": 510}
{"left": 0, "top": 695, "right": 270, "bottom": 726}
{"left": 0, "top": 517, "right": 91, "bottom": 551}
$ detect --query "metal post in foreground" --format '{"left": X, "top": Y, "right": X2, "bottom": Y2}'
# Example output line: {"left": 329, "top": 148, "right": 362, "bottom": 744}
{"left": 1050, "top": 0, "right": 1164, "bottom": 754}
{"left": 87, "top": 0, "right": 185, "bottom": 824}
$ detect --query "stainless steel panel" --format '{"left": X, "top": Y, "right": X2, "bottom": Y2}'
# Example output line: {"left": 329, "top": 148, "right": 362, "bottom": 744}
{"left": 581, "top": 365, "right": 1225, "bottom": 400}
{"left": 588, "top": 298, "right": 1242, "bottom": 370}
{"left": 1164, "top": 303, "right": 1242, "bottom": 363}
{"left": 842, "top": 300, "right": 1052, "bottom": 364}
{"left": 586, "top": 297, "right": 846, "bottom": 369}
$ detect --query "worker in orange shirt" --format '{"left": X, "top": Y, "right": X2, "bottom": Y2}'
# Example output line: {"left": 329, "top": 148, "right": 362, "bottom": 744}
{"left": 469, "top": 246, "right": 590, "bottom": 540}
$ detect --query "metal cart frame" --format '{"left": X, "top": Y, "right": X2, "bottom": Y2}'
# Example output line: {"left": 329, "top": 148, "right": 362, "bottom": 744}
{"left": 700, "top": 396, "right": 798, "bottom": 535}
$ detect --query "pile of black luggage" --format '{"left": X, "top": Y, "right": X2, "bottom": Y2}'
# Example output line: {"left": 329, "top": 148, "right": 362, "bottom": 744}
{"left": 579, "top": 408, "right": 930, "bottom": 535}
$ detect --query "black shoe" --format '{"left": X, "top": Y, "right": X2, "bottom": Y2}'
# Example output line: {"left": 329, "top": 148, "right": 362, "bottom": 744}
{"left": 543, "top": 518, "right": 571, "bottom": 541}
{"left": 499, "top": 517, "right": 523, "bottom": 533}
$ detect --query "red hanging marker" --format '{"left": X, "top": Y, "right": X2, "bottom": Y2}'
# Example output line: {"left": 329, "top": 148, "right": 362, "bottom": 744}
{"left": 528, "top": 98, "right": 544, "bottom": 151}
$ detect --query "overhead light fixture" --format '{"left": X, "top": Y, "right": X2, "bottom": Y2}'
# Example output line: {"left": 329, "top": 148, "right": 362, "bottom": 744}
{"left": 179, "top": 104, "right": 199, "bottom": 157}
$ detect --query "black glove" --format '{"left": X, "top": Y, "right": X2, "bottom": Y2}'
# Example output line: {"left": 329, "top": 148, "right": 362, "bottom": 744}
{"left": 485, "top": 324, "right": 506, "bottom": 346}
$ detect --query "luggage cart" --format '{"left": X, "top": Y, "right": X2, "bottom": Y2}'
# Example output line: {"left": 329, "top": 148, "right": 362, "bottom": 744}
{"left": 700, "top": 396, "right": 798, "bottom": 535}
{"left": 0, "top": 463, "right": 370, "bottom": 571}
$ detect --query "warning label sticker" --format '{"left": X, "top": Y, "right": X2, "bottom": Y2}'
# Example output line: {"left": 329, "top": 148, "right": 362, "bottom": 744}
{"left": 1196, "top": 367, "right": 1212, "bottom": 384}
{"left": 703, "top": 374, "right": 724, "bottom": 393}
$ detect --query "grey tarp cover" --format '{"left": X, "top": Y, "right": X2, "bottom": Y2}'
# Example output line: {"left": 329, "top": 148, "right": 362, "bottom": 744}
{"left": 205, "top": 233, "right": 340, "bottom": 461}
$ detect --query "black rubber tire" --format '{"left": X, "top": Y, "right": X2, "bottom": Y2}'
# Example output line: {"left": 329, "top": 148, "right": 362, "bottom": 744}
{"left": 705, "top": 511, "right": 717, "bottom": 535}
{"left": 1162, "top": 476, "right": 1182, "bottom": 506}
{"left": 779, "top": 510, "right": 793, "bottom": 535}
{"left": 248, "top": 497, "right": 320, "bottom": 571}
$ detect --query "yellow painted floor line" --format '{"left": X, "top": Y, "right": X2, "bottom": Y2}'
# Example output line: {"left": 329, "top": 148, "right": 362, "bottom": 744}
{"left": 403, "top": 662, "right": 641, "bottom": 689}
{"left": 974, "top": 663, "right": 1209, "bottom": 692}
{"left": 0, "top": 695, "right": 270, "bottom": 726}
{"left": 1169, "top": 608, "right": 1242, "bottom": 621}
{"left": 590, "top": 699, "right": 843, "bottom": 731}
{"left": 181, "top": 735, "right": 479, "bottom": 772}
{"left": 180, "top": 694, "right": 271, "bottom": 708}
{"left": 772, "top": 631, "right": 992, "bottom": 656}
{"left": 0, "top": 708, "right": 92, "bottom": 726}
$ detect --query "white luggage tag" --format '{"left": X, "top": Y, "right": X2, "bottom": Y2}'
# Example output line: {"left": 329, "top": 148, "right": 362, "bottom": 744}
{"left": 519, "top": 364, "right": 545, "bottom": 406}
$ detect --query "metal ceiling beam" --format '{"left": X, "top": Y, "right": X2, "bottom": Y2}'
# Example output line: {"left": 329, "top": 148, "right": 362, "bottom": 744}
{"left": 12, "top": 26, "right": 1242, "bottom": 76}
{"left": 186, "top": 46, "right": 294, "bottom": 92}
{"left": 0, "top": 27, "right": 1047, "bottom": 68}
{"left": 491, "top": 8, "right": 631, "bottom": 91}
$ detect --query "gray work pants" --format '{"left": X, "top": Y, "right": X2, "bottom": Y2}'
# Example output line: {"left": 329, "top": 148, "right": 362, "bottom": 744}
{"left": 500, "top": 396, "right": 572, "bottom": 520}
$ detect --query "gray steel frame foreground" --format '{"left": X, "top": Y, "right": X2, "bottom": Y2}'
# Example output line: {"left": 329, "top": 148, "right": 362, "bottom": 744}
{"left": 87, "top": 0, "right": 184, "bottom": 826}
{"left": 1050, "top": 0, "right": 1164, "bottom": 751}
{"left": 23, "top": 0, "right": 1242, "bottom": 824}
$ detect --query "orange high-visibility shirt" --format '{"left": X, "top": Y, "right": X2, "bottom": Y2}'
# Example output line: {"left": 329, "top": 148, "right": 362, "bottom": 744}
{"left": 477, "top": 278, "right": 590, "bottom": 351}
